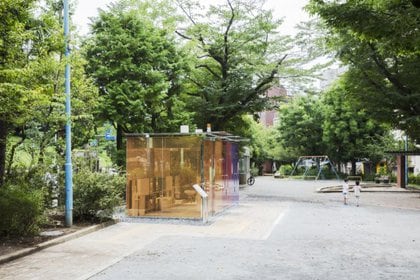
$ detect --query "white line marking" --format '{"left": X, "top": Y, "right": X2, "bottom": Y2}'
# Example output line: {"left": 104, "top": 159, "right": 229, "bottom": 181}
{"left": 262, "top": 206, "right": 289, "bottom": 240}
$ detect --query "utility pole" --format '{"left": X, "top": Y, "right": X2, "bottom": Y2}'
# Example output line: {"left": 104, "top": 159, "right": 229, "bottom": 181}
{"left": 64, "top": 0, "right": 73, "bottom": 226}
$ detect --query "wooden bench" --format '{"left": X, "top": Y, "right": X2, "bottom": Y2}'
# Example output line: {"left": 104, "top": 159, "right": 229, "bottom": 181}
{"left": 375, "top": 176, "right": 390, "bottom": 184}
{"left": 346, "top": 176, "right": 362, "bottom": 182}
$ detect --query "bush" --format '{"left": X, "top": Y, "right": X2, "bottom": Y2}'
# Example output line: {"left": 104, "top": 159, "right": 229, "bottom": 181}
{"left": 250, "top": 166, "right": 259, "bottom": 176}
{"left": 0, "top": 185, "right": 45, "bottom": 237}
{"left": 73, "top": 170, "right": 125, "bottom": 222}
{"left": 6, "top": 164, "right": 58, "bottom": 209}
{"left": 279, "top": 164, "right": 293, "bottom": 176}
{"left": 408, "top": 174, "right": 420, "bottom": 186}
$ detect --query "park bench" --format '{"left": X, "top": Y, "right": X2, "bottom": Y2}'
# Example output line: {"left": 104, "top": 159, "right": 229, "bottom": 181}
{"left": 346, "top": 175, "right": 362, "bottom": 182}
{"left": 375, "top": 175, "right": 390, "bottom": 184}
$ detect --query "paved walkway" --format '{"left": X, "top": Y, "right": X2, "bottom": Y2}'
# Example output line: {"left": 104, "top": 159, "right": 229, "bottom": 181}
{"left": 1, "top": 177, "right": 419, "bottom": 279}
{"left": 0, "top": 200, "right": 287, "bottom": 280}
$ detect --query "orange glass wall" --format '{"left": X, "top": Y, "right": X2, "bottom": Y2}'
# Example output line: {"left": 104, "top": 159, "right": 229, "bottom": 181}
{"left": 126, "top": 134, "right": 239, "bottom": 219}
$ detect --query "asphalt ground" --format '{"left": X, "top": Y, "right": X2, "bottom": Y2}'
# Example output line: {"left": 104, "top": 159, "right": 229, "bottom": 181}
{"left": 1, "top": 177, "right": 419, "bottom": 280}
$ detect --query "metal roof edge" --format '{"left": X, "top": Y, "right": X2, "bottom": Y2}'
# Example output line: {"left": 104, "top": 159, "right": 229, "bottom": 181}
{"left": 124, "top": 132, "right": 248, "bottom": 142}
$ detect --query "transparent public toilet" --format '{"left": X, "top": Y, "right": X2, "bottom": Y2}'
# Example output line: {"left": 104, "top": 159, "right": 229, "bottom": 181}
{"left": 126, "top": 133, "right": 241, "bottom": 220}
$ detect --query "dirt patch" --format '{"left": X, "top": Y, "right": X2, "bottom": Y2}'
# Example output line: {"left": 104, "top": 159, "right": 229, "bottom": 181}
{"left": 0, "top": 214, "right": 96, "bottom": 257}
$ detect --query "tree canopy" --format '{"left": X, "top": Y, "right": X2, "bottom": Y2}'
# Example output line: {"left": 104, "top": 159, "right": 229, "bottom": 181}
{"left": 85, "top": 3, "right": 192, "bottom": 153}
{"left": 307, "top": 0, "right": 420, "bottom": 142}
{"left": 176, "top": 0, "right": 296, "bottom": 131}
{"left": 0, "top": 0, "right": 39, "bottom": 184}
{"left": 276, "top": 95, "right": 325, "bottom": 160}
{"left": 274, "top": 79, "right": 394, "bottom": 174}
{"left": 321, "top": 79, "right": 392, "bottom": 172}
{"left": 0, "top": 0, "right": 99, "bottom": 185}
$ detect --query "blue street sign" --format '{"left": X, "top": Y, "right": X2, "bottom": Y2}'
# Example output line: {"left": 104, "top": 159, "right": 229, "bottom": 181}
{"left": 105, "top": 134, "right": 116, "bottom": 141}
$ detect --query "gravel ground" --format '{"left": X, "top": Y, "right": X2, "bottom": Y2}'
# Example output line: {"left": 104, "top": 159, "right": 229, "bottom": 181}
{"left": 90, "top": 177, "right": 420, "bottom": 280}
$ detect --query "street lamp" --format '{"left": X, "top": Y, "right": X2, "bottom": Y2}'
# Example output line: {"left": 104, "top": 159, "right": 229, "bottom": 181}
{"left": 64, "top": 0, "right": 73, "bottom": 226}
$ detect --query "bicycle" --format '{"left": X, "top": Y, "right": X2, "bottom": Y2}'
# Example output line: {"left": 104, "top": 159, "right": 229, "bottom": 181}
{"left": 247, "top": 176, "right": 255, "bottom": 186}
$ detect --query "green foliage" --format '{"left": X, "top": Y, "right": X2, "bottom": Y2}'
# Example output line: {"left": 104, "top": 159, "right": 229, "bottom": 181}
{"left": 279, "top": 164, "right": 293, "bottom": 176}
{"left": 307, "top": 0, "right": 420, "bottom": 142}
{"left": 73, "top": 169, "right": 125, "bottom": 222}
{"left": 321, "top": 80, "right": 392, "bottom": 167}
{"left": 239, "top": 116, "right": 285, "bottom": 171}
{"left": 1, "top": 1, "right": 99, "bottom": 184}
{"left": 273, "top": 83, "right": 395, "bottom": 174}
{"left": 85, "top": 4, "right": 192, "bottom": 139}
{"left": 4, "top": 160, "right": 61, "bottom": 210}
{"left": 0, "top": 0, "right": 38, "bottom": 184}
{"left": 277, "top": 95, "right": 325, "bottom": 160}
{"left": 177, "top": 0, "right": 295, "bottom": 130}
{"left": 377, "top": 166, "right": 388, "bottom": 176}
{"left": 0, "top": 185, "right": 45, "bottom": 237}
{"left": 408, "top": 174, "right": 420, "bottom": 186}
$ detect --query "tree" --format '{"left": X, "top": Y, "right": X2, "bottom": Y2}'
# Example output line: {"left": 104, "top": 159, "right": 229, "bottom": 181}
{"left": 1, "top": 0, "right": 99, "bottom": 183}
{"left": 176, "top": 0, "right": 297, "bottom": 131}
{"left": 307, "top": 0, "right": 420, "bottom": 142}
{"left": 85, "top": 2, "right": 191, "bottom": 158}
{"left": 321, "top": 79, "right": 392, "bottom": 174}
{"left": 276, "top": 95, "right": 325, "bottom": 160}
{"left": 0, "top": 0, "right": 38, "bottom": 185}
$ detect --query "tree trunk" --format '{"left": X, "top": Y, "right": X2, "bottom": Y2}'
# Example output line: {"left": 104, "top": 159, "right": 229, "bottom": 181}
{"left": 116, "top": 124, "right": 124, "bottom": 167}
{"left": 0, "top": 120, "right": 8, "bottom": 187}
{"left": 116, "top": 124, "right": 123, "bottom": 151}
{"left": 351, "top": 160, "right": 357, "bottom": 176}
{"left": 6, "top": 134, "right": 25, "bottom": 178}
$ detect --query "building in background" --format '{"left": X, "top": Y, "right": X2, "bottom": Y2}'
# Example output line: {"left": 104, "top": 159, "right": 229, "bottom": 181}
{"left": 257, "top": 85, "right": 287, "bottom": 174}
{"left": 258, "top": 85, "right": 287, "bottom": 127}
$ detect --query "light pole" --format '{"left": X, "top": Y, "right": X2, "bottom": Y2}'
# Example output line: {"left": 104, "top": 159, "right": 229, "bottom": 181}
{"left": 64, "top": 0, "right": 73, "bottom": 226}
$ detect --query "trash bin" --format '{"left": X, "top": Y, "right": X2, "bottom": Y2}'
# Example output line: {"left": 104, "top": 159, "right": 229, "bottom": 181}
{"left": 239, "top": 173, "right": 247, "bottom": 185}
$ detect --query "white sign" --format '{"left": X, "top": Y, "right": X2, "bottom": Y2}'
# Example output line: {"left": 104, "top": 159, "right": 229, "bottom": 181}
{"left": 180, "top": 125, "right": 189, "bottom": 133}
{"left": 193, "top": 184, "right": 208, "bottom": 198}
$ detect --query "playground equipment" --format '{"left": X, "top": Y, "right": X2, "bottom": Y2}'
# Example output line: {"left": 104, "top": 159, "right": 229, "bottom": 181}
{"left": 289, "top": 155, "right": 339, "bottom": 180}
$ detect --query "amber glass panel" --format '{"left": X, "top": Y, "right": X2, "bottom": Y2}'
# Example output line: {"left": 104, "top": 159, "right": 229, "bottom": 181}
{"left": 126, "top": 136, "right": 202, "bottom": 218}
{"left": 126, "top": 137, "right": 149, "bottom": 216}
{"left": 209, "top": 140, "right": 225, "bottom": 213}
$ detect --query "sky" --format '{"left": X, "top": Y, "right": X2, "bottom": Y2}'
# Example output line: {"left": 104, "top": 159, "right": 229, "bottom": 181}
{"left": 73, "top": 0, "right": 310, "bottom": 36}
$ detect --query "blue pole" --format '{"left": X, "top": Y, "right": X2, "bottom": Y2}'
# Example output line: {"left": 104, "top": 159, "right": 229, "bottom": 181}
{"left": 64, "top": 0, "right": 73, "bottom": 226}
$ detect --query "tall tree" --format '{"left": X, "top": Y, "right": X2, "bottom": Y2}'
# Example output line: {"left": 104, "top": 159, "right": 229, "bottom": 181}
{"left": 276, "top": 95, "right": 325, "bottom": 160}
{"left": 2, "top": 0, "right": 99, "bottom": 181}
{"left": 321, "top": 79, "right": 391, "bottom": 174}
{"left": 85, "top": 2, "right": 191, "bottom": 157}
{"left": 0, "top": 0, "right": 38, "bottom": 185}
{"left": 307, "top": 0, "right": 420, "bottom": 142}
{"left": 176, "top": 0, "right": 296, "bottom": 130}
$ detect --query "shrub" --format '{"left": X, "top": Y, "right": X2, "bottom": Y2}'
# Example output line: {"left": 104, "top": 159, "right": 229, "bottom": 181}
{"left": 6, "top": 163, "right": 58, "bottom": 209}
{"left": 363, "top": 173, "right": 376, "bottom": 182}
{"left": 279, "top": 164, "right": 293, "bottom": 176}
{"left": 73, "top": 169, "right": 125, "bottom": 222}
{"left": 250, "top": 166, "right": 259, "bottom": 176}
{"left": 408, "top": 174, "right": 420, "bottom": 186}
{"left": 0, "top": 185, "right": 45, "bottom": 237}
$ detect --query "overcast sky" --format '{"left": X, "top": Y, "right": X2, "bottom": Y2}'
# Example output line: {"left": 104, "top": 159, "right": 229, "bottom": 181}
{"left": 73, "top": 0, "right": 310, "bottom": 36}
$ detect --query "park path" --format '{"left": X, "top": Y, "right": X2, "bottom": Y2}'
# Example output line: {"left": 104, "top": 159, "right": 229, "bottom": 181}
{"left": 1, "top": 177, "right": 419, "bottom": 280}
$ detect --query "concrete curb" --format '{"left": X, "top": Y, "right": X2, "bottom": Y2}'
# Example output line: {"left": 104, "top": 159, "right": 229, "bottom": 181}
{"left": 0, "top": 220, "right": 116, "bottom": 265}
{"left": 317, "top": 185, "right": 420, "bottom": 193}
